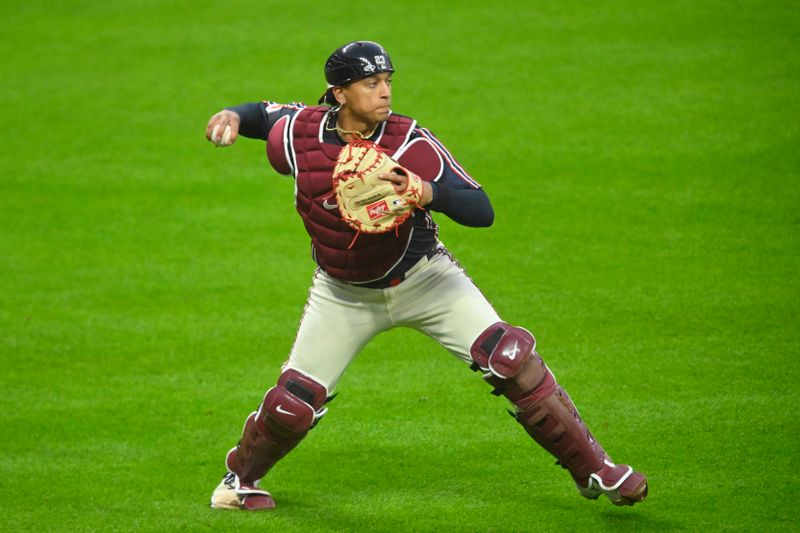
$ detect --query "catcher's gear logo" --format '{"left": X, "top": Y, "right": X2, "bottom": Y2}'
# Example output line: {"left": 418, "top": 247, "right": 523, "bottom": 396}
{"left": 332, "top": 140, "right": 424, "bottom": 246}
{"left": 274, "top": 405, "right": 296, "bottom": 416}
{"left": 366, "top": 200, "right": 390, "bottom": 220}
{"left": 503, "top": 341, "right": 521, "bottom": 360}
{"left": 324, "top": 41, "right": 395, "bottom": 86}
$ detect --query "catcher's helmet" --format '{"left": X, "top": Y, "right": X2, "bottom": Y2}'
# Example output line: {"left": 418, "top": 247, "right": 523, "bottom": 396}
{"left": 319, "top": 41, "right": 394, "bottom": 105}
{"left": 325, "top": 41, "right": 394, "bottom": 86}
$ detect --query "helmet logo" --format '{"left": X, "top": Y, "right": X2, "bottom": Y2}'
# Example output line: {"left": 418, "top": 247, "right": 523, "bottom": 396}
{"left": 362, "top": 58, "right": 376, "bottom": 73}
{"left": 375, "top": 55, "right": 387, "bottom": 70}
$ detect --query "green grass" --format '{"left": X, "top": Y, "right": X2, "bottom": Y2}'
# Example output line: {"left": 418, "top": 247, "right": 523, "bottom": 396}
{"left": 1, "top": 0, "right": 798, "bottom": 531}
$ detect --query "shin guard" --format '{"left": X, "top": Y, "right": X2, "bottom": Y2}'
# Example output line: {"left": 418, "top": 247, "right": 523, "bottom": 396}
{"left": 471, "top": 322, "right": 604, "bottom": 481}
{"left": 226, "top": 369, "right": 328, "bottom": 485}
{"left": 471, "top": 322, "right": 647, "bottom": 504}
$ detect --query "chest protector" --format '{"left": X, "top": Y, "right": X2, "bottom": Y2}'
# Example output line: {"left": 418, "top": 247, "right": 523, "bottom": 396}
{"left": 268, "top": 106, "right": 418, "bottom": 283}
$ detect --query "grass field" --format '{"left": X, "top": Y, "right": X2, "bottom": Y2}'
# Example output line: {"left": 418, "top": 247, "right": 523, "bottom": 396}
{"left": 1, "top": 1, "right": 798, "bottom": 531}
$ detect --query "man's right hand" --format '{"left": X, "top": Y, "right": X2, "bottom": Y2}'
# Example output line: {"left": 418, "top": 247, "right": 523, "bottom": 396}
{"left": 205, "top": 110, "right": 241, "bottom": 147}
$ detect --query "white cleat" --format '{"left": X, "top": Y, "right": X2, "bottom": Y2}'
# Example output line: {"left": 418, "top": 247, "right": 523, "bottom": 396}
{"left": 210, "top": 471, "right": 276, "bottom": 511}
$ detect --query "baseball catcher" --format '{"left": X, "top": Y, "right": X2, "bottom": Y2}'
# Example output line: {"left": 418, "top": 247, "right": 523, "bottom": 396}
{"left": 205, "top": 40, "right": 648, "bottom": 511}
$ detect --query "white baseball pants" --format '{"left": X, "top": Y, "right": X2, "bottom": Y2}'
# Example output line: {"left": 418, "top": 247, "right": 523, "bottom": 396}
{"left": 283, "top": 250, "right": 501, "bottom": 393}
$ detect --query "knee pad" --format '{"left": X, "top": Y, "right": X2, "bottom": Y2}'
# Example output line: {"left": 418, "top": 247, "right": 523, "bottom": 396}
{"left": 470, "top": 322, "right": 550, "bottom": 401}
{"left": 470, "top": 321, "right": 536, "bottom": 378}
{"left": 257, "top": 369, "right": 329, "bottom": 437}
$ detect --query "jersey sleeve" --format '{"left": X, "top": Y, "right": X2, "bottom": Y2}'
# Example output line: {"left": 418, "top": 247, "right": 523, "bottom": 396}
{"left": 411, "top": 126, "right": 481, "bottom": 190}
{"left": 262, "top": 101, "right": 305, "bottom": 135}
{"left": 225, "top": 101, "right": 306, "bottom": 140}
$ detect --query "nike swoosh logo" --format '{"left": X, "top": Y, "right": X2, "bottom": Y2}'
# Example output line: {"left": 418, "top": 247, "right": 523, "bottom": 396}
{"left": 275, "top": 405, "right": 294, "bottom": 416}
{"left": 322, "top": 198, "right": 338, "bottom": 210}
{"left": 502, "top": 341, "right": 520, "bottom": 360}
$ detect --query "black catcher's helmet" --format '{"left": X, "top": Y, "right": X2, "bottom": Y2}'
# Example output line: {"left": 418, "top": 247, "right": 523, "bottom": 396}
{"left": 319, "top": 41, "right": 394, "bottom": 105}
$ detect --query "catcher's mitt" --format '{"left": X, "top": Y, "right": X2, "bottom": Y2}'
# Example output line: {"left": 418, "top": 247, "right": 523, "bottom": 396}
{"left": 332, "top": 140, "right": 424, "bottom": 236}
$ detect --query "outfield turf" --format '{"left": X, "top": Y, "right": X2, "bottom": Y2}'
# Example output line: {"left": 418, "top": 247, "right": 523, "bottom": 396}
{"left": 1, "top": 1, "right": 798, "bottom": 531}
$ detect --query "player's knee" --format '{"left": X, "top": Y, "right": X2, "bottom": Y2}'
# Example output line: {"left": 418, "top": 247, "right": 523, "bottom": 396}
{"left": 470, "top": 321, "right": 549, "bottom": 400}
{"left": 470, "top": 321, "right": 537, "bottom": 378}
{"left": 258, "top": 369, "right": 329, "bottom": 436}
{"left": 277, "top": 368, "right": 328, "bottom": 411}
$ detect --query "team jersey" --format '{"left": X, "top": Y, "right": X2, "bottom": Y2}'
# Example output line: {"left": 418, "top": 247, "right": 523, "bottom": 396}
{"left": 229, "top": 101, "right": 493, "bottom": 286}
{"left": 255, "top": 101, "right": 481, "bottom": 187}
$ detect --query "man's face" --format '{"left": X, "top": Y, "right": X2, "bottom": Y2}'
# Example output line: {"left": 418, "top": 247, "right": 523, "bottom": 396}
{"left": 338, "top": 72, "right": 392, "bottom": 123}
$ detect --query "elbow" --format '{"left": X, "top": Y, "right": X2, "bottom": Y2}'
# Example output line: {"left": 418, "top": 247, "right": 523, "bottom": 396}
{"left": 459, "top": 206, "right": 493, "bottom": 227}
{"left": 456, "top": 198, "right": 493, "bottom": 227}
{"left": 478, "top": 196, "right": 494, "bottom": 227}
{"left": 477, "top": 206, "right": 494, "bottom": 227}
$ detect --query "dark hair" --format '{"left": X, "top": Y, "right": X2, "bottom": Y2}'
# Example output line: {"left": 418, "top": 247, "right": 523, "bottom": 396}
{"left": 318, "top": 87, "right": 339, "bottom": 106}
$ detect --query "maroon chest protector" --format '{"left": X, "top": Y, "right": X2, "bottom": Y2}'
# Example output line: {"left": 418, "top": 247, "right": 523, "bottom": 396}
{"left": 267, "top": 106, "right": 417, "bottom": 283}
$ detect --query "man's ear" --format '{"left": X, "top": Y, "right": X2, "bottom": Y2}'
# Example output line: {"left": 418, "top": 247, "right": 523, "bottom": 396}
{"left": 332, "top": 86, "right": 346, "bottom": 105}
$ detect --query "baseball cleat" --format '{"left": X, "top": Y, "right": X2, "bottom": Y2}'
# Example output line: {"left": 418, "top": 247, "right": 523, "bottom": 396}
{"left": 577, "top": 460, "right": 648, "bottom": 506}
{"left": 210, "top": 471, "right": 276, "bottom": 510}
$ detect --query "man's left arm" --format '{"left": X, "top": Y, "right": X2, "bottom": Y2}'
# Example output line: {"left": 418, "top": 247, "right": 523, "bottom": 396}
{"left": 378, "top": 156, "right": 494, "bottom": 227}
{"left": 411, "top": 126, "right": 494, "bottom": 227}
{"left": 427, "top": 182, "right": 494, "bottom": 227}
